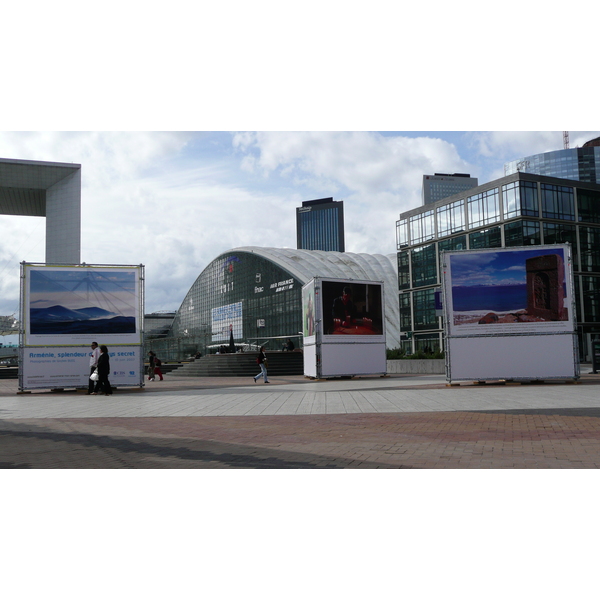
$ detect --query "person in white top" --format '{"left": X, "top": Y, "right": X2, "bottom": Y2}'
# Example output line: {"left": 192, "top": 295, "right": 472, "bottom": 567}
{"left": 88, "top": 341, "right": 100, "bottom": 394}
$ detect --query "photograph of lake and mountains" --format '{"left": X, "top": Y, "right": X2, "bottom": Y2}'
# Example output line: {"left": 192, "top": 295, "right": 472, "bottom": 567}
{"left": 27, "top": 268, "right": 137, "bottom": 335}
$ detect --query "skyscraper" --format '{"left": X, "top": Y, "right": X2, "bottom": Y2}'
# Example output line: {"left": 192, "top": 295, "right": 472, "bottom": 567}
{"left": 422, "top": 173, "right": 478, "bottom": 205}
{"left": 504, "top": 138, "right": 600, "bottom": 184}
{"left": 296, "top": 197, "right": 345, "bottom": 252}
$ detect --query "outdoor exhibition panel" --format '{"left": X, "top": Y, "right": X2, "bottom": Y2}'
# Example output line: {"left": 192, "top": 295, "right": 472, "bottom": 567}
{"left": 302, "top": 277, "right": 386, "bottom": 378}
{"left": 441, "top": 244, "right": 579, "bottom": 383}
{"left": 19, "top": 263, "right": 145, "bottom": 391}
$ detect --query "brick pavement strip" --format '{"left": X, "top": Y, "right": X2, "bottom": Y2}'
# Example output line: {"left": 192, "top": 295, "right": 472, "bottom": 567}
{"left": 3, "top": 411, "right": 600, "bottom": 468}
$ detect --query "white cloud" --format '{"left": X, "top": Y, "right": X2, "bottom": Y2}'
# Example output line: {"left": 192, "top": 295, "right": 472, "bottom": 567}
{"left": 231, "top": 131, "right": 477, "bottom": 254}
{"left": 233, "top": 131, "right": 471, "bottom": 195}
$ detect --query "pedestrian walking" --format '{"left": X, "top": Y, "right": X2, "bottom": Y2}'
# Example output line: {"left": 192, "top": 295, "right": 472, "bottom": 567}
{"left": 148, "top": 351, "right": 156, "bottom": 381}
{"left": 253, "top": 346, "right": 270, "bottom": 384}
{"left": 149, "top": 351, "right": 164, "bottom": 381}
{"left": 96, "top": 344, "right": 112, "bottom": 396}
{"left": 87, "top": 341, "right": 100, "bottom": 394}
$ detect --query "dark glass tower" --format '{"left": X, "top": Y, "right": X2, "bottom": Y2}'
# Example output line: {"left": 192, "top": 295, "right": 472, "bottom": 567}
{"left": 296, "top": 197, "right": 345, "bottom": 252}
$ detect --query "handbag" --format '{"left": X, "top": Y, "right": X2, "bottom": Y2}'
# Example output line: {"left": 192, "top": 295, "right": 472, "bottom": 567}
{"left": 90, "top": 369, "right": 99, "bottom": 382}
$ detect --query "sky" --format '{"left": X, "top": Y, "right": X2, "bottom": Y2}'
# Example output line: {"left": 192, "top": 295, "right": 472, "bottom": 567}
{"left": 2, "top": 130, "right": 599, "bottom": 334}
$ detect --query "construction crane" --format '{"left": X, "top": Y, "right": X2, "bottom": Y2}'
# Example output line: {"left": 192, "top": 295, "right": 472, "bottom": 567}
{"left": 563, "top": 131, "right": 570, "bottom": 150}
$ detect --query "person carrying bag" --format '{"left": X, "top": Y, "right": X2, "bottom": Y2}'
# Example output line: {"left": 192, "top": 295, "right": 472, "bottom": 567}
{"left": 253, "top": 346, "right": 270, "bottom": 384}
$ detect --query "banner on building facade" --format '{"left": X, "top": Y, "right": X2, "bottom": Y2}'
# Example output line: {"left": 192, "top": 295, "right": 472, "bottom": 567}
{"left": 211, "top": 301, "right": 243, "bottom": 342}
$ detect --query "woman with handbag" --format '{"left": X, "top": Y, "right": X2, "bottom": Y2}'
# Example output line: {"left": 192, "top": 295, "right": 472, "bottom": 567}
{"left": 253, "top": 346, "right": 270, "bottom": 384}
{"left": 96, "top": 344, "right": 113, "bottom": 396}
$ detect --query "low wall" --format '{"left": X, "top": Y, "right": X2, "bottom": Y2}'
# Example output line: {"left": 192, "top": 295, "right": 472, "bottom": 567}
{"left": 386, "top": 359, "right": 445, "bottom": 374}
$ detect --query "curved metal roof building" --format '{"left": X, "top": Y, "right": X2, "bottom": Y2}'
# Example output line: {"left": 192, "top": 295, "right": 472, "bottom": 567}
{"left": 167, "top": 246, "right": 399, "bottom": 357}
{"left": 233, "top": 247, "right": 397, "bottom": 283}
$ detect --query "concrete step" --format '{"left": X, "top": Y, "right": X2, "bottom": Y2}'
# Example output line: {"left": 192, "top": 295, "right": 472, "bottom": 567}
{"left": 170, "top": 352, "right": 304, "bottom": 377}
{"left": 0, "top": 367, "right": 18, "bottom": 379}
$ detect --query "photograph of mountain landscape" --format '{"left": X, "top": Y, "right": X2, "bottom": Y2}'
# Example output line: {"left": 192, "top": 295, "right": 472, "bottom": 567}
{"left": 27, "top": 267, "right": 138, "bottom": 337}
{"left": 448, "top": 246, "right": 570, "bottom": 333}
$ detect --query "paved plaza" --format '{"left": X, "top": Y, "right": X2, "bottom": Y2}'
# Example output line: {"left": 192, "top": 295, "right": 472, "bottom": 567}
{"left": 2, "top": 371, "right": 600, "bottom": 468}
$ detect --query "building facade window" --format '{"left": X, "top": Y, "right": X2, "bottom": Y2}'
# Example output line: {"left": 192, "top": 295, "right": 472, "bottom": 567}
{"left": 541, "top": 183, "right": 575, "bottom": 220}
{"left": 503, "top": 181, "right": 539, "bottom": 219}
{"left": 467, "top": 188, "right": 500, "bottom": 228}
{"left": 396, "top": 218, "right": 409, "bottom": 249}
{"left": 579, "top": 227, "right": 600, "bottom": 272}
{"left": 398, "top": 251, "right": 410, "bottom": 290}
{"left": 412, "top": 288, "right": 438, "bottom": 331}
{"left": 436, "top": 199, "right": 465, "bottom": 238}
{"left": 582, "top": 276, "right": 600, "bottom": 322}
{"left": 469, "top": 226, "right": 501, "bottom": 249}
{"left": 577, "top": 188, "right": 600, "bottom": 224}
{"left": 438, "top": 236, "right": 467, "bottom": 266}
{"left": 414, "top": 332, "right": 441, "bottom": 353}
{"left": 409, "top": 210, "right": 435, "bottom": 245}
{"left": 399, "top": 292, "right": 412, "bottom": 332}
{"left": 542, "top": 222, "right": 577, "bottom": 268}
{"left": 504, "top": 220, "right": 541, "bottom": 246}
{"left": 411, "top": 244, "right": 437, "bottom": 288}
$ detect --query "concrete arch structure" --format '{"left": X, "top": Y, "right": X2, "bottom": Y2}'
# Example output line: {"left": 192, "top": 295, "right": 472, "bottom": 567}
{"left": 0, "top": 158, "right": 81, "bottom": 264}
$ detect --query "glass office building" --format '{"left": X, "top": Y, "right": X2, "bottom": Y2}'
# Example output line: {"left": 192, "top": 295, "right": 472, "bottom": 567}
{"left": 422, "top": 173, "right": 478, "bottom": 205}
{"left": 504, "top": 141, "right": 600, "bottom": 184}
{"left": 296, "top": 197, "right": 345, "bottom": 252}
{"left": 153, "top": 247, "right": 399, "bottom": 360}
{"left": 396, "top": 172, "right": 600, "bottom": 360}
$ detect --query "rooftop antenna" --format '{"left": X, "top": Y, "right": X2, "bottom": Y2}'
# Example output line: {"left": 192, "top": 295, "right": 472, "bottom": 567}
{"left": 563, "top": 131, "right": 570, "bottom": 150}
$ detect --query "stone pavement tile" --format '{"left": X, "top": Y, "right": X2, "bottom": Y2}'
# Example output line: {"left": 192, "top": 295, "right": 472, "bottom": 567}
{"left": 3, "top": 409, "right": 600, "bottom": 468}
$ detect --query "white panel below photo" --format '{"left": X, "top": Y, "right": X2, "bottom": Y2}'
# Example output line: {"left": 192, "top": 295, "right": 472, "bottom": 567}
{"left": 320, "top": 342, "right": 387, "bottom": 378}
{"left": 303, "top": 343, "right": 317, "bottom": 378}
{"left": 446, "top": 334, "right": 578, "bottom": 382}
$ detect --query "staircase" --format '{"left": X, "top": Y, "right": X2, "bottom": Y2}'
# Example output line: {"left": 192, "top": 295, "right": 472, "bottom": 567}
{"left": 170, "top": 352, "right": 304, "bottom": 377}
{"left": 147, "top": 363, "right": 185, "bottom": 375}
{"left": 0, "top": 367, "right": 18, "bottom": 379}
